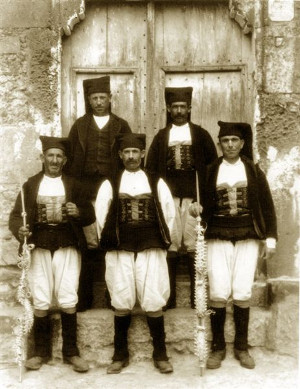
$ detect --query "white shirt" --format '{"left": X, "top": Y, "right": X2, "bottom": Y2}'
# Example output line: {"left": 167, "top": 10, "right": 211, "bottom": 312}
{"left": 217, "top": 158, "right": 247, "bottom": 188}
{"left": 168, "top": 123, "right": 191, "bottom": 146}
{"left": 93, "top": 115, "right": 110, "bottom": 129}
{"left": 95, "top": 169, "right": 176, "bottom": 238}
{"left": 38, "top": 175, "right": 65, "bottom": 196}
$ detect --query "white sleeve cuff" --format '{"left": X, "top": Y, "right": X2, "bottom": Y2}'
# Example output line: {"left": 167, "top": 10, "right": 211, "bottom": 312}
{"left": 266, "top": 238, "right": 276, "bottom": 249}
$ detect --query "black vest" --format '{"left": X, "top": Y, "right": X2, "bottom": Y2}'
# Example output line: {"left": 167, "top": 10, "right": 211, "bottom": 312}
{"left": 100, "top": 171, "right": 171, "bottom": 251}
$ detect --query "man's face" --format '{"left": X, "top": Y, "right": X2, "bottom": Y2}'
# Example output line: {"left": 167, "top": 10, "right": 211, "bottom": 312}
{"left": 40, "top": 148, "right": 67, "bottom": 177}
{"left": 167, "top": 101, "right": 191, "bottom": 125}
{"left": 118, "top": 147, "right": 145, "bottom": 172}
{"left": 219, "top": 136, "right": 244, "bottom": 163}
{"left": 88, "top": 92, "right": 111, "bottom": 116}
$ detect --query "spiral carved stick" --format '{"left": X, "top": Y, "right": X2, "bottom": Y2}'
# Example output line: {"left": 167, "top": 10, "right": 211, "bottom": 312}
{"left": 15, "top": 187, "right": 34, "bottom": 382}
{"left": 194, "top": 172, "right": 211, "bottom": 376}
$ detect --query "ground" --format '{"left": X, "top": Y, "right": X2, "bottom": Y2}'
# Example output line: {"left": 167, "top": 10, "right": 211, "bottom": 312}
{"left": 0, "top": 347, "right": 298, "bottom": 389}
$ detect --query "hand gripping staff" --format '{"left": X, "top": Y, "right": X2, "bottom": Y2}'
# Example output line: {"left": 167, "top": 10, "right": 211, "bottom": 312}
{"left": 15, "top": 184, "right": 34, "bottom": 382}
{"left": 194, "top": 172, "right": 211, "bottom": 376}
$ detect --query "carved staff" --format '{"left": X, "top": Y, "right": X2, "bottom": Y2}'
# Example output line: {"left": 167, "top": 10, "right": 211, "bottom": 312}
{"left": 15, "top": 184, "right": 34, "bottom": 382}
{"left": 193, "top": 172, "right": 210, "bottom": 376}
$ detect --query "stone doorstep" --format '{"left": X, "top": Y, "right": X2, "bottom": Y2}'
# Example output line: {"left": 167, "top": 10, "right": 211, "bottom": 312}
{"left": 92, "top": 280, "right": 269, "bottom": 309}
{"left": 0, "top": 306, "right": 271, "bottom": 366}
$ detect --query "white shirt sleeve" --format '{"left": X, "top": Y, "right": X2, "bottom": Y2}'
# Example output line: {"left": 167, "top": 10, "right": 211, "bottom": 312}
{"left": 266, "top": 237, "right": 276, "bottom": 249}
{"left": 157, "top": 178, "right": 176, "bottom": 233}
{"left": 95, "top": 180, "right": 113, "bottom": 238}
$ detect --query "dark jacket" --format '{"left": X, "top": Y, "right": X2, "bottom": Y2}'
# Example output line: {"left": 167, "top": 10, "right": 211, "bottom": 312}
{"left": 9, "top": 172, "right": 95, "bottom": 251}
{"left": 145, "top": 122, "right": 217, "bottom": 200}
{"left": 66, "top": 113, "right": 131, "bottom": 179}
{"left": 100, "top": 171, "right": 171, "bottom": 251}
{"left": 202, "top": 156, "right": 278, "bottom": 240}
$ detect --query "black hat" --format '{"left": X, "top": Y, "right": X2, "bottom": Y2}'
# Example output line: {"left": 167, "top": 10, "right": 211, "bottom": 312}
{"left": 165, "top": 87, "right": 193, "bottom": 105}
{"left": 83, "top": 76, "right": 111, "bottom": 96}
{"left": 83, "top": 76, "right": 111, "bottom": 114}
{"left": 217, "top": 121, "right": 253, "bottom": 160}
{"left": 118, "top": 133, "right": 146, "bottom": 151}
{"left": 39, "top": 136, "right": 69, "bottom": 153}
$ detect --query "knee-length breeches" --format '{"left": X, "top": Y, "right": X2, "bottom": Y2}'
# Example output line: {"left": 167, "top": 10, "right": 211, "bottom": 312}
{"left": 105, "top": 248, "right": 170, "bottom": 312}
{"left": 207, "top": 239, "right": 260, "bottom": 305}
{"left": 28, "top": 247, "right": 81, "bottom": 311}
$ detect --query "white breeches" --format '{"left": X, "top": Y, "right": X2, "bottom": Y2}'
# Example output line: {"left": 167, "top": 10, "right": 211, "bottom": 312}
{"left": 169, "top": 197, "right": 197, "bottom": 253}
{"left": 28, "top": 247, "right": 81, "bottom": 311}
{"left": 105, "top": 248, "right": 170, "bottom": 313}
{"left": 207, "top": 239, "right": 260, "bottom": 306}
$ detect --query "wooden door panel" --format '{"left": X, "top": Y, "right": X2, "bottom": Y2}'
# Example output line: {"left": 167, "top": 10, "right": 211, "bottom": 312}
{"left": 156, "top": 3, "right": 243, "bottom": 66}
{"left": 106, "top": 3, "right": 146, "bottom": 67}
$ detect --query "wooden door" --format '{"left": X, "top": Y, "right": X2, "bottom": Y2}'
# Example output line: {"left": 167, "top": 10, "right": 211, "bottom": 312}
{"left": 61, "top": 1, "right": 254, "bottom": 151}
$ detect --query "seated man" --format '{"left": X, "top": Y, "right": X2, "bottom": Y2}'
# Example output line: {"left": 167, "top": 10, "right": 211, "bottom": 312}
{"left": 9, "top": 136, "right": 95, "bottom": 373}
{"left": 95, "top": 133, "right": 176, "bottom": 374}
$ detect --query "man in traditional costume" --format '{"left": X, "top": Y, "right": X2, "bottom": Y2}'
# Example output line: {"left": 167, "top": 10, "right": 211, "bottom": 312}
{"left": 67, "top": 75, "right": 132, "bottom": 311}
{"left": 9, "top": 136, "right": 94, "bottom": 373}
{"left": 190, "top": 121, "right": 277, "bottom": 369}
{"left": 146, "top": 87, "right": 217, "bottom": 309}
{"left": 95, "top": 133, "right": 175, "bottom": 374}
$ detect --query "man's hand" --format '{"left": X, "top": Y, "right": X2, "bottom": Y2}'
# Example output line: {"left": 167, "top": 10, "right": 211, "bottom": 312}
{"left": 18, "top": 225, "right": 32, "bottom": 242}
{"left": 66, "top": 202, "right": 80, "bottom": 218}
{"left": 188, "top": 202, "right": 203, "bottom": 218}
{"left": 261, "top": 244, "right": 276, "bottom": 260}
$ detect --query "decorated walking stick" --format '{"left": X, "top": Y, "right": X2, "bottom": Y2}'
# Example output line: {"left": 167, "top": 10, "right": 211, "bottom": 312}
{"left": 193, "top": 172, "right": 210, "bottom": 376}
{"left": 15, "top": 184, "right": 34, "bottom": 382}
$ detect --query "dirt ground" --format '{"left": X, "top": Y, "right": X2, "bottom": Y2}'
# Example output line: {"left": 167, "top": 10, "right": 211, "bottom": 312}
{"left": 0, "top": 347, "right": 298, "bottom": 389}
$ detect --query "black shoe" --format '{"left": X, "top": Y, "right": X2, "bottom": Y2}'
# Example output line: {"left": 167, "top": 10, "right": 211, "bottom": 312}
{"left": 64, "top": 355, "right": 89, "bottom": 372}
{"left": 106, "top": 358, "right": 129, "bottom": 374}
{"left": 206, "top": 349, "right": 226, "bottom": 369}
{"left": 154, "top": 359, "right": 173, "bottom": 374}
{"left": 25, "top": 356, "right": 49, "bottom": 370}
{"left": 234, "top": 349, "right": 255, "bottom": 369}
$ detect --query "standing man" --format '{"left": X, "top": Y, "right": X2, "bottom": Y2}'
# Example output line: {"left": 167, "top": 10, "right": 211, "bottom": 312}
{"left": 146, "top": 87, "right": 217, "bottom": 309}
{"left": 9, "top": 136, "right": 94, "bottom": 372}
{"left": 95, "top": 133, "right": 175, "bottom": 374}
{"left": 190, "top": 121, "right": 277, "bottom": 369}
{"left": 67, "top": 75, "right": 132, "bottom": 311}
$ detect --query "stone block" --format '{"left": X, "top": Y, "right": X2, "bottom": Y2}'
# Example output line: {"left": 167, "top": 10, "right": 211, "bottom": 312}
{"left": 0, "top": 0, "right": 51, "bottom": 28}
{"left": 0, "top": 36, "right": 20, "bottom": 54}
{"left": 265, "top": 278, "right": 299, "bottom": 357}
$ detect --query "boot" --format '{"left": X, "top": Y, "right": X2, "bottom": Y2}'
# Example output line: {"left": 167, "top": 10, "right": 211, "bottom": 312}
{"left": 233, "top": 305, "right": 255, "bottom": 369}
{"left": 164, "top": 253, "right": 177, "bottom": 310}
{"left": 147, "top": 316, "right": 173, "bottom": 374}
{"left": 61, "top": 312, "right": 89, "bottom": 372}
{"left": 206, "top": 307, "right": 226, "bottom": 369}
{"left": 107, "top": 315, "right": 131, "bottom": 374}
{"left": 187, "top": 253, "right": 196, "bottom": 309}
{"left": 25, "top": 315, "right": 51, "bottom": 370}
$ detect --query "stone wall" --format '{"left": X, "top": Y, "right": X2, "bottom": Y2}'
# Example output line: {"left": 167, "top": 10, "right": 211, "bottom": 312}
{"left": 253, "top": 0, "right": 300, "bottom": 278}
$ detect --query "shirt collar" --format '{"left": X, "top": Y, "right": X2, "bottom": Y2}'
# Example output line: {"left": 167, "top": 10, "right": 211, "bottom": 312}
{"left": 222, "top": 157, "right": 242, "bottom": 167}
